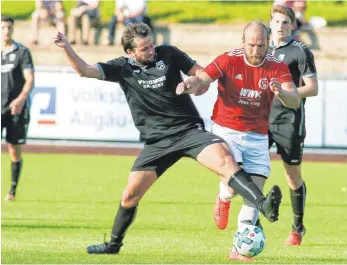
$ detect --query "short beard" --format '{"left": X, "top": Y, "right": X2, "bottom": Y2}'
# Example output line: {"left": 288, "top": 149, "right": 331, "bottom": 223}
{"left": 133, "top": 53, "right": 155, "bottom": 66}
{"left": 245, "top": 54, "right": 265, "bottom": 66}
{"left": 142, "top": 59, "right": 154, "bottom": 65}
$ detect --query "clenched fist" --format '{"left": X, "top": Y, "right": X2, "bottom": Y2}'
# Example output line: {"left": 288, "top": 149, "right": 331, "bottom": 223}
{"left": 53, "top": 32, "right": 69, "bottom": 48}
{"left": 269, "top": 78, "right": 283, "bottom": 97}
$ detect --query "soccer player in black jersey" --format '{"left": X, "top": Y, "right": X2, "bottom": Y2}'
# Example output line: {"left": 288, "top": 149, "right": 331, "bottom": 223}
{"left": 269, "top": 5, "right": 318, "bottom": 246}
{"left": 54, "top": 23, "right": 282, "bottom": 255}
{"left": 1, "top": 16, "right": 35, "bottom": 201}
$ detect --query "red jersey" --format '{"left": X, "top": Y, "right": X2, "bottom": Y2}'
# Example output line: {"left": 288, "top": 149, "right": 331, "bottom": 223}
{"left": 204, "top": 48, "right": 293, "bottom": 134}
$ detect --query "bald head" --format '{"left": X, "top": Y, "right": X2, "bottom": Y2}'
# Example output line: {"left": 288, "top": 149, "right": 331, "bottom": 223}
{"left": 243, "top": 20, "right": 269, "bottom": 42}
{"left": 242, "top": 20, "right": 269, "bottom": 66}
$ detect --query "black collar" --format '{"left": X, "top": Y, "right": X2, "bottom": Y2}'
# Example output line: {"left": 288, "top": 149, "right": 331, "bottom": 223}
{"left": 2, "top": 41, "right": 18, "bottom": 56}
{"left": 270, "top": 36, "right": 293, "bottom": 50}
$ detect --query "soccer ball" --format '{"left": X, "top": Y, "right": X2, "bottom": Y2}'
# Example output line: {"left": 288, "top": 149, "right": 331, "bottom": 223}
{"left": 233, "top": 224, "right": 266, "bottom": 257}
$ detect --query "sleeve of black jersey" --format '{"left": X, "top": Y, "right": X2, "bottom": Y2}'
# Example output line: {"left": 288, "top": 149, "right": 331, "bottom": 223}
{"left": 97, "top": 58, "right": 125, "bottom": 82}
{"left": 298, "top": 46, "right": 317, "bottom": 78}
{"left": 171, "top": 46, "right": 197, "bottom": 75}
{"left": 21, "top": 48, "right": 34, "bottom": 71}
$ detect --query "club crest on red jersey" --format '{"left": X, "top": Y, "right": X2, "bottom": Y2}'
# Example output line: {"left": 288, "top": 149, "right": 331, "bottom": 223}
{"left": 258, "top": 77, "right": 269, "bottom": 90}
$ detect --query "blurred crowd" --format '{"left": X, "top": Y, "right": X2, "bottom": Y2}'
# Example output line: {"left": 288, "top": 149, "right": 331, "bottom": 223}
{"left": 29, "top": 0, "right": 326, "bottom": 50}
{"left": 31, "top": 0, "right": 153, "bottom": 46}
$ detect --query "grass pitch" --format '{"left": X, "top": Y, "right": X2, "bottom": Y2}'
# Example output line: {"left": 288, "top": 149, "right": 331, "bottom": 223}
{"left": 1, "top": 153, "right": 347, "bottom": 264}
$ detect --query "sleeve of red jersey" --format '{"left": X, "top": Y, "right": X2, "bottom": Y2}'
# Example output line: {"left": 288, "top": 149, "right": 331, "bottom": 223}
{"left": 204, "top": 53, "right": 229, "bottom": 80}
{"left": 278, "top": 62, "right": 293, "bottom": 83}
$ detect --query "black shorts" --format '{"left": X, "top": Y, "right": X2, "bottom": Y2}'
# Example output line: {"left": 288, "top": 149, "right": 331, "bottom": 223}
{"left": 1, "top": 108, "right": 30, "bottom": 145}
{"left": 131, "top": 128, "right": 225, "bottom": 177}
{"left": 268, "top": 123, "right": 305, "bottom": 165}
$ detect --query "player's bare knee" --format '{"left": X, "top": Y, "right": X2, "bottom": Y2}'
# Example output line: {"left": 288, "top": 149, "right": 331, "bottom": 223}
{"left": 122, "top": 189, "right": 141, "bottom": 206}
{"left": 8, "top": 144, "right": 21, "bottom": 162}
{"left": 285, "top": 171, "right": 302, "bottom": 180}
{"left": 284, "top": 164, "right": 303, "bottom": 187}
{"left": 218, "top": 154, "right": 237, "bottom": 178}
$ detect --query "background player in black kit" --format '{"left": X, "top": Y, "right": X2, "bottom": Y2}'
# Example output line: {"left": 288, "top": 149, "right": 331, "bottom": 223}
{"left": 1, "top": 16, "right": 35, "bottom": 201}
{"left": 54, "top": 23, "right": 282, "bottom": 255}
{"left": 269, "top": 5, "right": 319, "bottom": 245}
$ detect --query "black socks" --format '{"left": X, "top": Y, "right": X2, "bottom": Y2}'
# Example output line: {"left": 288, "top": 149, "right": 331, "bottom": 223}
{"left": 110, "top": 203, "right": 138, "bottom": 245}
{"left": 10, "top": 160, "right": 22, "bottom": 195}
{"left": 290, "top": 182, "right": 306, "bottom": 232}
{"left": 228, "top": 168, "right": 264, "bottom": 208}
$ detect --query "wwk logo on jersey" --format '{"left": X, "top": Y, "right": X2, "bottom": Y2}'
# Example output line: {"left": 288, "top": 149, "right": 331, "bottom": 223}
{"left": 156, "top": 60, "right": 165, "bottom": 70}
{"left": 240, "top": 88, "right": 262, "bottom": 99}
{"left": 239, "top": 88, "right": 262, "bottom": 107}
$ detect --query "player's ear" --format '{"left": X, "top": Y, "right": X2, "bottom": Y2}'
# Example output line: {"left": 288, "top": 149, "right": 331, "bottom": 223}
{"left": 126, "top": 48, "right": 134, "bottom": 57}
{"left": 291, "top": 22, "right": 295, "bottom": 31}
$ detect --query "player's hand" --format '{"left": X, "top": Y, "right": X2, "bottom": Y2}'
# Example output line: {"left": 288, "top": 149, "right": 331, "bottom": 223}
{"left": 176, "top": 80, "right": 192, "bottom": 95}
{"left": 9, "top": 97, "right": 25, "bottom": 115}
{"left": 269, "top": 78, "right": 282, "bottom": 97}
{"left": 54, "top": 32, "right": 69, "bottom": 48}
{"left": 176, "top": 82, "right": 188, "bottom": 95}
{"left": 176, "top": 77, "right": 199, "bottom": 95}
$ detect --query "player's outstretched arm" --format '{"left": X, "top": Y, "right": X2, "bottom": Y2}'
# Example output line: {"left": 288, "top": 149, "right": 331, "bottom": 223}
{"left": 270, "top": 79, "right": 300, "bottom": 109}
{"left": 53, "top": 32, "right": 101, "bottom": 79}
{"left": 176, "top": 71, "right": 213, "bottom": 96}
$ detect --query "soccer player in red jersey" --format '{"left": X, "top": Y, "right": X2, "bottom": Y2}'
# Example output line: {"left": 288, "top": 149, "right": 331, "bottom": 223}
{"left": 210, "top": 5, "right": 318, "bottom": 248}
{"left": 176, "top": 20, "right": 300, "bottom": 261}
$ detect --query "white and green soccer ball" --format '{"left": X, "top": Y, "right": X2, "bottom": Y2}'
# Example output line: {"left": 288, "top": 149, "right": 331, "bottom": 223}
{"left": 233, "top": 224, "right": 266, "bottom": 257}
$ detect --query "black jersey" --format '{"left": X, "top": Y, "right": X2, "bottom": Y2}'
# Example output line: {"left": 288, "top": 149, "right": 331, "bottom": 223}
{"left": 1, "top": 41, "right": 34, "bottom": 114}
{"left": 269, "top": 38, "right": 317, "bottom": 130}
{"left": 97, "top": 45, "right": 204, "bottom": 142}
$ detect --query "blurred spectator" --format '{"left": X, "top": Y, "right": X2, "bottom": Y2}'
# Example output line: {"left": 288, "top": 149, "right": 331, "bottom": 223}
{"left": 1, "top": 16, "right": 35, "bottom": 201}
{"left": 107, "top": 0, "right": 151, "bottom": 46}
{"left": 273, "top": 0, "right": 293, "bottom": 7}
{"left": 291, "top": 0, "right": 320, "bottom": 50}
{"left": 273, "top": 0, "right": 320, "bottom": 50}
{"left": 69, "top": 0, "right": 100, "bottom": 45}
{"left": 31, "top": 0, "right": 66, "bottom": 45}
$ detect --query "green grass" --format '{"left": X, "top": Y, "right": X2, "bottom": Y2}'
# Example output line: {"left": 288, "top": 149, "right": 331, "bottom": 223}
{"left": 2, "top": 153, "right": 347, "bottom": 264}
{"left": 1, "top": 1, "right": 347, "bottom": 26}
